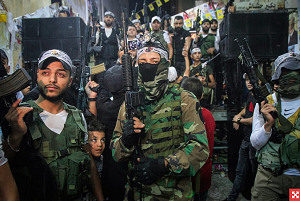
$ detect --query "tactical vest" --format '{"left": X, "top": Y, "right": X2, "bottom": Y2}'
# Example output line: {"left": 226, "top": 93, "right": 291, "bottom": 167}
{"left": 256, "top": 94, "right": 300, "bottom": 173}
{"left": 174, "top": 31, "right": 187, "bottom": 62}
{"left": 25, "top": 100, "right": 91, "bottom": 199}
{"left": 151, "top": 31, "right": 168, "bottom": 52}
{"left": 135, "top": 85, "right": 185, "bottom": 193}
{"left": 96, "top": 28, "right": 119, "bottom": 59}
{"left": 141, "top": 84, "right": 184, "bottom": 158}
{"left": 197, "top": 34, "right": 215, "bottom": 59}
{"left": 190, "top": 63, "right": 212, "bottom": 99}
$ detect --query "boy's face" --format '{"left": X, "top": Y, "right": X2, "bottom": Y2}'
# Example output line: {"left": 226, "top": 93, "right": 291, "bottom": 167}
{"left": 88, "top": 131, "right": 105, "bottom": 157}
{"left": 127, "top": 26, "right": 137, "bottom": 37}
{"left": 245, "top": 75, "right": 253, "bottom": 91}
{"left": 191, "top": 51, "right": 201, "bottom": 62}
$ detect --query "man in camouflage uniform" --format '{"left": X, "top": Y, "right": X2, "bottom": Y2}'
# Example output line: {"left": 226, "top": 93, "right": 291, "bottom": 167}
{"left": 111, "top": 37, "right": 209, "bottom": 200}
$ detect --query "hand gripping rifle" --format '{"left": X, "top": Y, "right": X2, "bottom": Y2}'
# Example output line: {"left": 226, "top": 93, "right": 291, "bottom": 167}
{"left": 234, "top": 38, "right": 278, "bottom": 120}
{"left": 121, "top": 12, "right": 145, "bottom": 201}
{"left": 0, "top": 68, "right": 32, "bottom": 139}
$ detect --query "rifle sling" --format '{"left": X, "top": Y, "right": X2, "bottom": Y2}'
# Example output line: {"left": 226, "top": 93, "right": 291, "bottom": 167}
{"left": 254, "top": 66, "right": 268, "bottom": 85}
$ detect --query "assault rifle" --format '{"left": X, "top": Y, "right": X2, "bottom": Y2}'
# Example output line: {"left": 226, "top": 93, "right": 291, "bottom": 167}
{"left": 121, "top": 12, "right": 145, "bottom": 201}
{"left": 194, "top": 9, "right": 201, "bottom": 34}
{"left": 131, "top": 3, "right": 138, "bottom": 21}
{"left": 234, "top": 38, "right": 277, "bottom": 119}
{"left": 77, "top": 19, "right": 91, "bottom": 113}
{"left": 143, "top": 0, "right": 150, "bottom": 32}
{"left": 121, "top": 12, "right": 144, "bottom": 127}
{"left": 0, "top": 68, "right": 32, "bottom": 139}
{"left": 77, "top": 20, "right": 105, "bottom": 113}
{"left": 87, "top": 0, "right": 102, "bottom": 55}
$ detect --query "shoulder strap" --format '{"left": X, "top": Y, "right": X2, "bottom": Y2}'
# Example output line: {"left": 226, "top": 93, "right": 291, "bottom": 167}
{"left": 199, "top": 107, "right": 204, "bottom": 123}
{"left": 64, "top": 103, "right": 87, "bottom": 133}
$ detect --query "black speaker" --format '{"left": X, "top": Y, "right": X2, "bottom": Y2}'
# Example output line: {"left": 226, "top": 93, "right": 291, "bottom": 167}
{"left": 220, "top": 34, "right": 288, "bottom": 59}
{"left": 22, "top": 17, "right": 86, "bottom": 61}
{"left": 219, "top": 12, "right": 289, "bottom": 59}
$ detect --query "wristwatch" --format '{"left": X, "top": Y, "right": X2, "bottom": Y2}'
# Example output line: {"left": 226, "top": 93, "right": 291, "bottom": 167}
{"left": 237, "top": 117, "right": 242, "bottom": 123}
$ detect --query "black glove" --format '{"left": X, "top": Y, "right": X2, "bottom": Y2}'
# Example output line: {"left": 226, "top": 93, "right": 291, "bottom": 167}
{"left": 134, "top": 157, "right": 170, "bottom": 185}
{"left": 121, "top": 119, "right": 144, "bottom": 148}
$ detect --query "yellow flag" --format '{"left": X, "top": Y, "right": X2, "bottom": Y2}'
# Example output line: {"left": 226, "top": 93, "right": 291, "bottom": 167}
{"left": 156, "top": 0, "right": 162, "bottom": 7}
{"left": 185, "top": 19, "right": 192, "bottom": 27}
{"left": 136, "top": 13, "right": 141, "bottom": 20}
{"left": 164, "top": 0, "right": 169, "bottom": 2}
{"left": 141, "top": 9, "right": 144, "bottom": 16}
{"left": 205, "top": 13, "right": 212, "bottom": 20}
{"left": 0, "top": 14, "right": 6, "bottom": 22}
{"left": 149, "top": 4, "right": 155, "bottom": 11}
{"left": 216, "top": 10, "right": 224, "bottom": 19}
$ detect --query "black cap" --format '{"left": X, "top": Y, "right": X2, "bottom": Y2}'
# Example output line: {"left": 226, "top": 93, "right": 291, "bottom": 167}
{"left": 202, "top": 19, "right": 211, "bottom": 24}
{"left": 211, "top": 19, "right": 218, "bottom": 24}
{"left": 0, "top": 49, "right": 8, "bottom": 60}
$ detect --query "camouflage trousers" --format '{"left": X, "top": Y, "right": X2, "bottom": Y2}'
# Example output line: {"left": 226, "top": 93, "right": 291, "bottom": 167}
{"left": 124, "top": 177, "right": 194, "bottom": 201}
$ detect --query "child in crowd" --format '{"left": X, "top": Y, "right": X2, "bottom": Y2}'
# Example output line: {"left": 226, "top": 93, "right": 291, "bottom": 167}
{"left": 181, "top": 77, "right": 215, "bottom": 201}
{"left": 84, "top": 117, "right": 106, "bottom": 201}
{"left": 87, "top": 117, "right": 106, "bottom": 178}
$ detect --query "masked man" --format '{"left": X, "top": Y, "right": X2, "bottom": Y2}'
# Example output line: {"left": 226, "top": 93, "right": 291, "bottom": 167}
{"left": 250, "top": 53, "right": 300, "bottom": 200}
{"left": 111, "top": 37, "right": 209, "bottom": 200}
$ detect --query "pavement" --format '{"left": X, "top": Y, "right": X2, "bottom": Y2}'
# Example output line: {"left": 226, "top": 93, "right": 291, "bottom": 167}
{"left": 208, "top": 171, "right": 249, "bottom": 201}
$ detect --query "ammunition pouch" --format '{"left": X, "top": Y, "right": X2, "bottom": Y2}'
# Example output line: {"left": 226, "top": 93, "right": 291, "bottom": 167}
{"left": 48, "top": 151, "right": 91, "bottom": 199}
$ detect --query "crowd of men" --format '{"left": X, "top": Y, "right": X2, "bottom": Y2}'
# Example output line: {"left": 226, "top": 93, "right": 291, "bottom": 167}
{"left": 0, "top": 9, "right": 299, "bottom": 201}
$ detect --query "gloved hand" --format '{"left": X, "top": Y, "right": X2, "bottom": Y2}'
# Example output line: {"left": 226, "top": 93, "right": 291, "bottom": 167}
{"left": 121, "top": 118, "right": 145, "bottom": 148}
{"left": 134, "top": 157, "right": 170, "bottom": 185}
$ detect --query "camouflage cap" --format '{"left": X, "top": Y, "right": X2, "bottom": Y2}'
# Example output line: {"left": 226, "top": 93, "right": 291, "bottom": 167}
{"left": 272, "top": 52, "right": 300, "bottom": 80}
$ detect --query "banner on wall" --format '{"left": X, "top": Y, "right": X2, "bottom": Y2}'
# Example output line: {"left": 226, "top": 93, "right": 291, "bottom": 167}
{"left": 170, "top": 1, "right": 227, "bottom": 31}
{"left": 234, "top": 0, "right": 285, "bottom": 11}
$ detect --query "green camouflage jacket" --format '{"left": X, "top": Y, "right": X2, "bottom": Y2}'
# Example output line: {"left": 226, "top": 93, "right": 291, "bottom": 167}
{"left": 111, "top": 84, "right": 209, "bottom": 201}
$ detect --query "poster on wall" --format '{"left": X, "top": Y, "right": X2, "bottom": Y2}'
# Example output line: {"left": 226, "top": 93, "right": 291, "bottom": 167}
{"left": 288, "top": 11, "right": 298, "bottom": 53}
{"left": 63, "top": 0, "right": 88, "bottom": 23}
{"left": 171, "top": 0, "right": 227, "bottom": 31}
